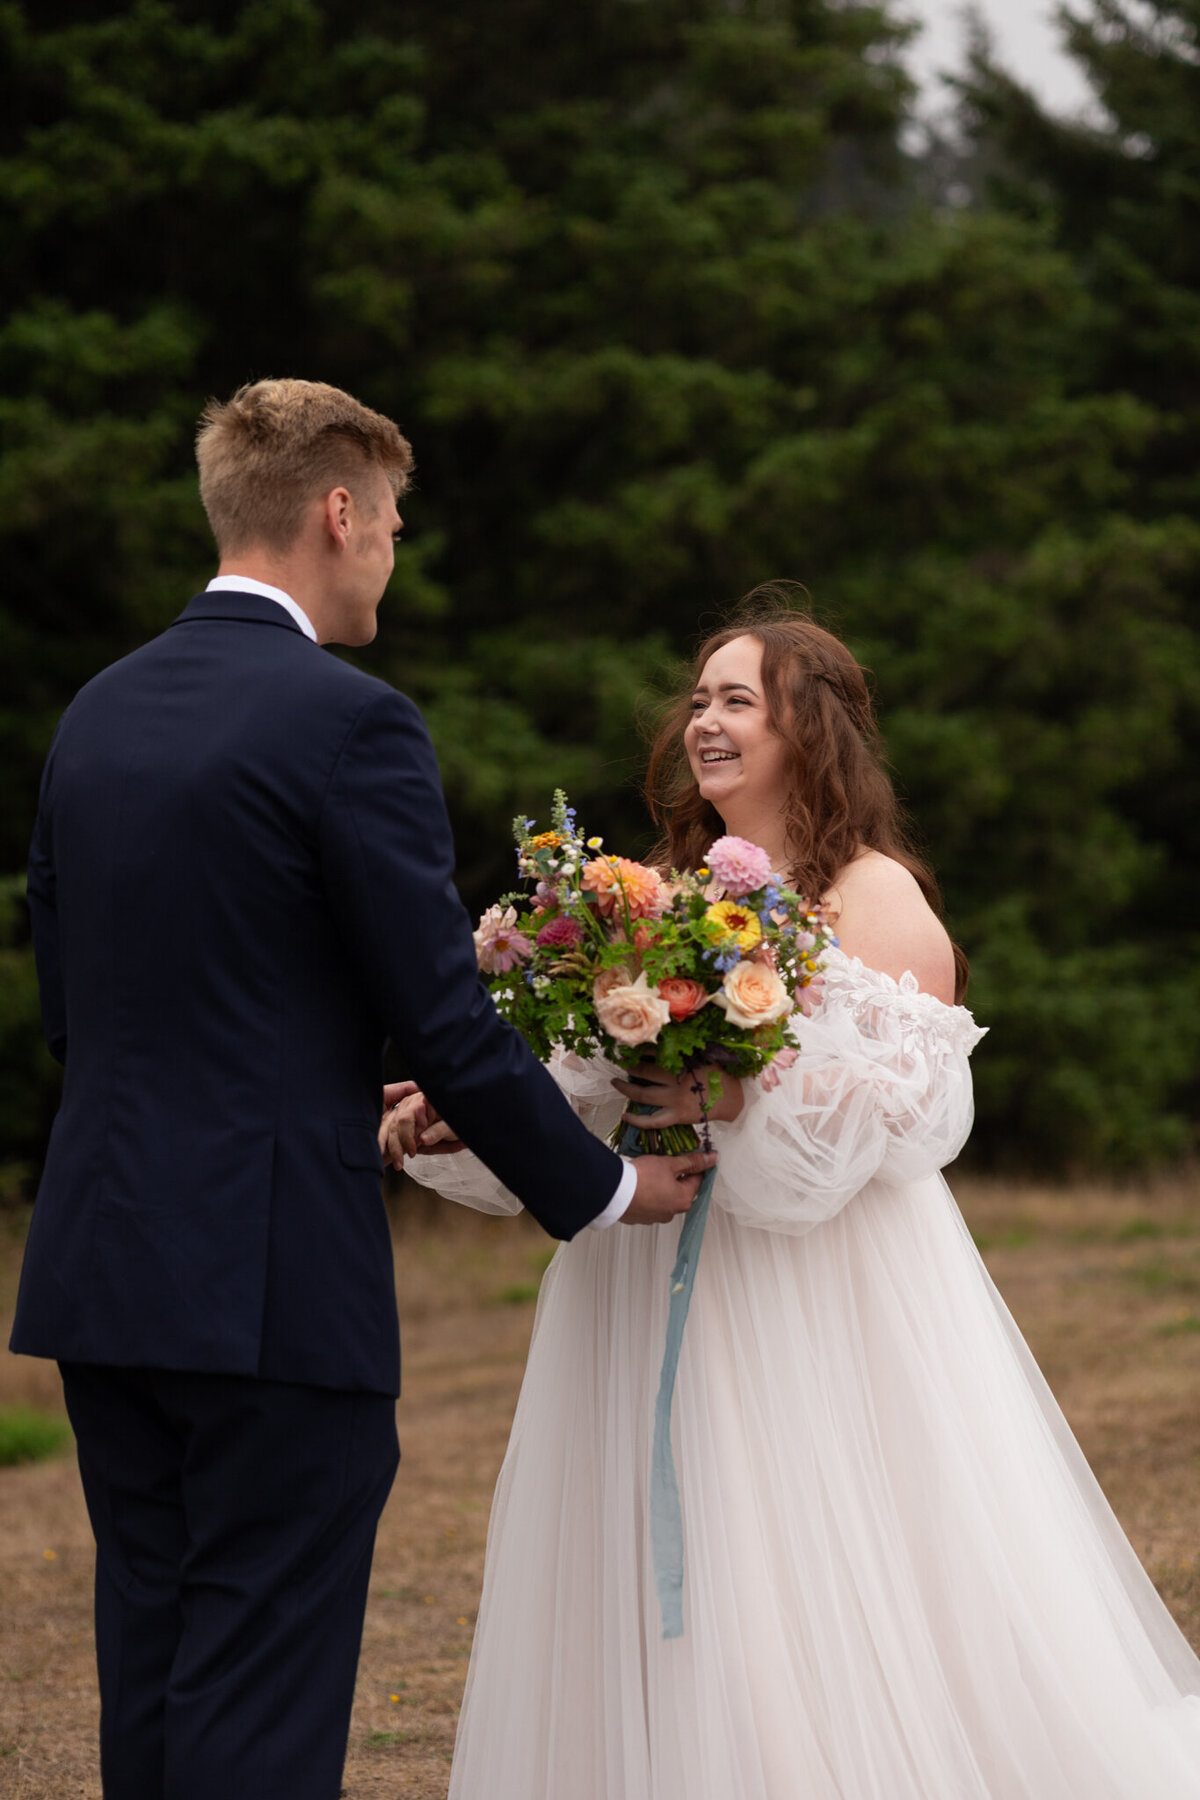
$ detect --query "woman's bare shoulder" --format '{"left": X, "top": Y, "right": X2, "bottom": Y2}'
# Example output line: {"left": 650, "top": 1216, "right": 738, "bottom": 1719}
{"left": 824, "top": 851, "right": 956, "bottom": 1004}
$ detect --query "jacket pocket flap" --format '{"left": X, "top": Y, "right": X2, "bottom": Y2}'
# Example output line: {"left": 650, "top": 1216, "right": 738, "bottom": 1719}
{"left": 337, "top": 1122, "right": 383, "bottom": 1173}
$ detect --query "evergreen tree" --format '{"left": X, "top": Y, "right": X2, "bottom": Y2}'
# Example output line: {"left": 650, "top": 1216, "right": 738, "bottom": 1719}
{"left": 946, "top": 0, "right": 1200, "bottom": 1159}
{"left": 0, "top": 0, "right": 1196, "bottom": 1182}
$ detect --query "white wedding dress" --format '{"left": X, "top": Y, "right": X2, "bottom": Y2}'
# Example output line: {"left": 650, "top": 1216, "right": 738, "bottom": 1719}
{"left": 407, "top": 948, "right": 1200, "bottom": 1799}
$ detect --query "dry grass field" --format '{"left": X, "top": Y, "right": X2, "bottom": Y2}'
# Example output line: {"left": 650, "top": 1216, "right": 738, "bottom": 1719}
{"left": 2, "top": 1171, "right": 1200, "bottom": 1799}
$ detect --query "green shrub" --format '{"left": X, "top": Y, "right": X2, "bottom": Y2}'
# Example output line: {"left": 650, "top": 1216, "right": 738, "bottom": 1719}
{"left": 0, "top": 1406, "right": 71, "bottom": 1467}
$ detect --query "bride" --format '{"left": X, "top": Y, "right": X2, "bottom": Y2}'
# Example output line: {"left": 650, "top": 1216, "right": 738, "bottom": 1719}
{"left": 391, "top": 595, "right": 1200, "bottom": 1798}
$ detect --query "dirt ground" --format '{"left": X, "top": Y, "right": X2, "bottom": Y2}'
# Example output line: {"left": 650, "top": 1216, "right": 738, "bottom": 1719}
{"left": 2, "top": 1171, "right": 1200, "bottom": 1799}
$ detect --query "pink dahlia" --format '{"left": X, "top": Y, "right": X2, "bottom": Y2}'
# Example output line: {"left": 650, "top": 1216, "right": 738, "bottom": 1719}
{"left": 536, "top": 915, "right": 584, "bottom": 952}
{"left": 706, "top": 835, "right": 773, "bottom": 898}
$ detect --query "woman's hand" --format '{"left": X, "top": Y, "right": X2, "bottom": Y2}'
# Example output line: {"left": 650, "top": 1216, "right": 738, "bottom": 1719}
{"left": 378, "top": 1082, "right": 463, "bottom": 1169}
{"left": 611, "top": 1062, "right": 744, "bottom": 1130}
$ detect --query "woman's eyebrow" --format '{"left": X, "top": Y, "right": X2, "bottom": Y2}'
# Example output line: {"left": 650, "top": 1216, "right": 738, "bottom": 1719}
{"left": 692, "top": 682, "right": 759, "bottom": 697}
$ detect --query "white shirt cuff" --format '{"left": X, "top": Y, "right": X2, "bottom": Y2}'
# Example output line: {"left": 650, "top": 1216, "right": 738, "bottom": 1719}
{"left": 589, "top": 1156, "right": 638, "bottom": 1229}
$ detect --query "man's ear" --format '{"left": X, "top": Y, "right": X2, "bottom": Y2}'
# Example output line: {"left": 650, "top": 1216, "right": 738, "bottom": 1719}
{"left": 322, "top": 486, "right": 354, "bottom": 550}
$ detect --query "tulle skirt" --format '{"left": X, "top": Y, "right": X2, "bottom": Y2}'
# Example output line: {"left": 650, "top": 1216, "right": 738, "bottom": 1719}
{"left": 447, "top": 1173, "right": 1200, "bottom": 1798}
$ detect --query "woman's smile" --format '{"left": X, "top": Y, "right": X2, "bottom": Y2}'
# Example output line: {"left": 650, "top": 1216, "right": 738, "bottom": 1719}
{"left": 684, "top": 636, "right": 785, "bottom": 808}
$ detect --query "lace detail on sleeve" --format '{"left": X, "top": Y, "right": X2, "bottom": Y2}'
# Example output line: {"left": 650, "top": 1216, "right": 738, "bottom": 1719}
{"left": 711, "top": 950, "right": 986, "bottom": 1235}
{"left": 404, "top": 1045, "right": 624, "bottom": 1216}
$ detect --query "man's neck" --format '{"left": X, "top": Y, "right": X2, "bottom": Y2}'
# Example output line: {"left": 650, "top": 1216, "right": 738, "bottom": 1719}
{"left": 215, "top": 557, "right": 330, "bottom": 640}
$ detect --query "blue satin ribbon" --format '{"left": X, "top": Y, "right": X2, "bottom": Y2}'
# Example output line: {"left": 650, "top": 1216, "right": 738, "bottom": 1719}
{"left": 619, "top": 1123, "right": 716, "bottom": 1640}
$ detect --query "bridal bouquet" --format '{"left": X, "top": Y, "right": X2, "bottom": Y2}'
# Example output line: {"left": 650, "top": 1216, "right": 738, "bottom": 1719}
{"left": 473, "top": 789, "right": 832, "bottom": 1144}
{"left": 472, "top": 790, "right": 831, "bottom": 1639}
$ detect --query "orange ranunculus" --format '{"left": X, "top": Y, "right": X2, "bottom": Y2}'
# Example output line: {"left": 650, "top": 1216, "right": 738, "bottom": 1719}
{"left": 657, "top": 977, "right": 710, "bottom": 1022}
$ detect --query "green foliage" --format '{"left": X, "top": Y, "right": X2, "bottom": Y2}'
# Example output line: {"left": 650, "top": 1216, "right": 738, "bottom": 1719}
{"left": 945, "top": 0, "right": 1200, "bottom": 1163}
{"left": 0, "top": 0, "right": 1197, "bottom": 1178}
{"left": 0, "top": 1404, "right": 71, "bottom": 1467}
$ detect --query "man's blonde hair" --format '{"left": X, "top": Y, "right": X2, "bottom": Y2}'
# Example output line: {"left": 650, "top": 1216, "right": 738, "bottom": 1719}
{"left": 195, "top": 378, "right": 415, "bottom": 555}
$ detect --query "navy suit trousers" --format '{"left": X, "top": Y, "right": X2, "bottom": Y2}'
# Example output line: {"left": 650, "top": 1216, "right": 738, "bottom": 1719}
{"left": 59, "top": 1364, "right": 399, "bottom": 1800}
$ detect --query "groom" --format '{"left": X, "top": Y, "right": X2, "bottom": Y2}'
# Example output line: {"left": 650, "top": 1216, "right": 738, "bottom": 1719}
{"left": 10, "top": 377, "right": 712, "bottom": 1800}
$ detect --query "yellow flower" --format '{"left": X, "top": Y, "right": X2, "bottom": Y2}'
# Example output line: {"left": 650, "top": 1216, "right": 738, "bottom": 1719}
{"left": 705, "top": 899, "right": 762, "bottom": 950}
{"left": 528, "top": 830, "right": 565, "bottom": 851}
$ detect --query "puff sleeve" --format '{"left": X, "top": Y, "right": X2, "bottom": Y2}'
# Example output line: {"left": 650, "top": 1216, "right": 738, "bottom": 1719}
{"left": 710, "top": 953, "right": 986, "bottom": 1235}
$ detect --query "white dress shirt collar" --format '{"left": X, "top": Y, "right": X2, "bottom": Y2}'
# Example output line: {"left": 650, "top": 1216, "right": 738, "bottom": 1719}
{"left": 205, "top": 575, "right": 318, "bottom": 643}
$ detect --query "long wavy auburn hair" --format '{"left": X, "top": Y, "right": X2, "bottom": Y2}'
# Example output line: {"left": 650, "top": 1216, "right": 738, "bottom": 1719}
{"left": 644, "top": 585, "right": 969, "bottom": 1002}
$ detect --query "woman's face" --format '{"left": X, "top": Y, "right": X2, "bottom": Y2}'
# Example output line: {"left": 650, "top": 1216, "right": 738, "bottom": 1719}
{"left": 684, "top": 635, "right": 790, "bottom": 822}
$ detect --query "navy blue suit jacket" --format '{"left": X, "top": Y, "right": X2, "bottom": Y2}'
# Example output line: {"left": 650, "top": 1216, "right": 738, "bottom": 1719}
{"left": 10, "top": 590, "right": 622, "bottom": 1394}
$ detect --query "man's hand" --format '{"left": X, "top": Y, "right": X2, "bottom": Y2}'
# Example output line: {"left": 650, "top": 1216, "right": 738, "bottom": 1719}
{"left": 378, "top": 1082, "right": 463, "bottom": 1170}
{"left": 621, "top": 1149, "right": 717, "bottom": 1225}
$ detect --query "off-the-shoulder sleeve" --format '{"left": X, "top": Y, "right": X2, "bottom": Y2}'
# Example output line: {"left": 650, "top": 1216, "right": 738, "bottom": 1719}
{"left": 711, "top": 954, "right": 986, "bottom": 1235}
{"left": 404, "top": 1047, "right": 625, "bottom": 1216}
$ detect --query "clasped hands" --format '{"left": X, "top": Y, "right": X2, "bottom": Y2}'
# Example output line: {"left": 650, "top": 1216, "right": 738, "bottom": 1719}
{"left": 376, "top": 1063, "right": 738, "bottom": 1227}
{"left": 378, "top": 1081, "right": 459, "bottom": 1163}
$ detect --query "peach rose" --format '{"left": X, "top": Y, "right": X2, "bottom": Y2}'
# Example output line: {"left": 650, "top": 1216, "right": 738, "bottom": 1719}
{"left": 593, "top": 965, "right": 635, "bottom": 1005}
{"left": 658, "top": 977, "right": 710, "bottom": 1022}
{"left": 713, "top": 960, "right": 793, "bottom": 1029}
{"left": 595, "top": 972, "right": 672, "bottom": 1048}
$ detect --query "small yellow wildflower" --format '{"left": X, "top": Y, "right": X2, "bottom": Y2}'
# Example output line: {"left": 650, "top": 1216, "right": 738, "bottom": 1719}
{"left": 705, "top": 899, "right": 762, "bottom": 950}
{"left": 42, "top": 1549, "right": 56, "bottom": 1561}
{"left": 390, "top": 1694, "right": 400, "bottom": 1704}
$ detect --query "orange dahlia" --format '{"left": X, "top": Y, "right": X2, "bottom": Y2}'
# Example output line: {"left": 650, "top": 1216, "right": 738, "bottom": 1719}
{"left": 582, "top": 855, "right": 668, "bottom": 920}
